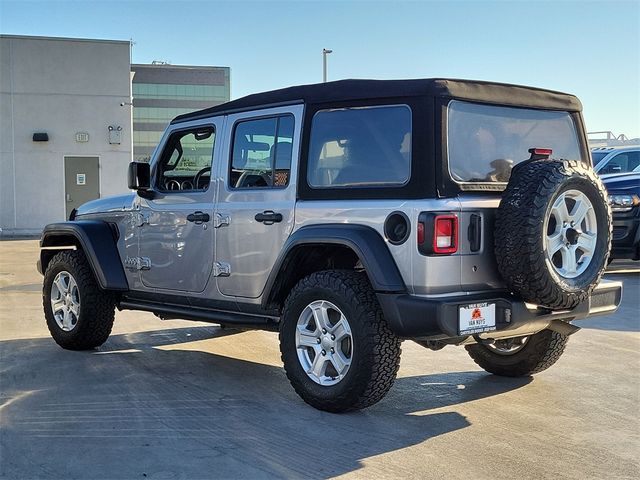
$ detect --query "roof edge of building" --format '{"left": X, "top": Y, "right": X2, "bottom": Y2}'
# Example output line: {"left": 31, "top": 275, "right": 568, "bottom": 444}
{"left": 131, "top": 64, "right": 230, "bottom": 71}
{"left": 0, "top": 34, "right": 130, "bottom": 45}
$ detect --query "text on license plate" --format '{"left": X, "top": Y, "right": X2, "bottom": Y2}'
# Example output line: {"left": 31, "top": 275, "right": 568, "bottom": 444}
{"left": 459, "top": 302, "right": 496, "bottom": 335}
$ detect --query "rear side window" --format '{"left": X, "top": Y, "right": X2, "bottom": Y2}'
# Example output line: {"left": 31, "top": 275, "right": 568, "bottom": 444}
{"left": 307, "top": 105, "right": 411, "bottom": 188}
{"left": 230, "top": 115, "right": 294, "bottom": 188}
{"left": 447, "top": 100, "right": 582, "bottom": 183}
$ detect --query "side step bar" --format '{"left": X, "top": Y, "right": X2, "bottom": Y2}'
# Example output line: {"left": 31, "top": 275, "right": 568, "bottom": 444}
{"left": 118, "top": 300, "right": 280, "bottom": 331}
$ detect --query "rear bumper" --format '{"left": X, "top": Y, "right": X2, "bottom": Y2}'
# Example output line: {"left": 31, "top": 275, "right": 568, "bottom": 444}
{"left": 377, "top": 279, "right": 623, "bottom": 339}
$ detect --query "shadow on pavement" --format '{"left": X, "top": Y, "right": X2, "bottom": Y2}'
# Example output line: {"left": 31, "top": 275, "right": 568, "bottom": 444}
{"left": 0, "top": 326, "right": 531, "bottom": 479}
{"left": 0, "top": 282, "right": 41, "bottom": 292}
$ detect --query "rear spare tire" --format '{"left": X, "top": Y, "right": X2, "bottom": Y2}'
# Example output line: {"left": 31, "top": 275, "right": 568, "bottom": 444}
{"left": 495, "top": 159, "right": 611, "bottom": 309}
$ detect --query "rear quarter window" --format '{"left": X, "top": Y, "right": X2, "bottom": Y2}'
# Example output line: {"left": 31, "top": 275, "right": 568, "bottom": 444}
{"left": 307, "top": 105, "right": 411, "bottom": 188}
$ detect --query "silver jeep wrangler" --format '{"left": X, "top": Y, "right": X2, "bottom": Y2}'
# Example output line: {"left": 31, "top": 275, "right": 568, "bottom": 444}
{"left": 38, "top": 79, "right": 622, "bottom": 412}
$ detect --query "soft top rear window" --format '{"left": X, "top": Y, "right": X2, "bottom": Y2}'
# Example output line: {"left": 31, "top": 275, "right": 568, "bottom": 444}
{"left": 447, "top": 100, "right": 582, "bottom": 183}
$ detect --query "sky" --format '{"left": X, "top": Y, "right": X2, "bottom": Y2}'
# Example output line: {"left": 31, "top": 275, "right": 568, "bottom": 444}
{"left": 1, "top": 0, "right": 639, "bottom": 137}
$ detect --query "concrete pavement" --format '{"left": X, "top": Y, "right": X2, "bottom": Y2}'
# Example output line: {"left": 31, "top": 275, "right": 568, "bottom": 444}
{"left": 1, "top": 240, "right": 638, "bottom": 479}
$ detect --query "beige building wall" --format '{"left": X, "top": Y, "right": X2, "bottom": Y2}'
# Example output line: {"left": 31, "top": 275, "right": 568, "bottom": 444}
{"left": 0, "top": 35, "right": 132, "bottom": 235}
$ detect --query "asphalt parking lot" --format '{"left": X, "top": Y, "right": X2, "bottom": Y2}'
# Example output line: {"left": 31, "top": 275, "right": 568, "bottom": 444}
{"left": 1, "top": 240, "right": 638, "bottom": 480}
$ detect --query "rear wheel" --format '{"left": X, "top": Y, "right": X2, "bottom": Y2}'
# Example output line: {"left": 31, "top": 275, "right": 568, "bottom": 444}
{"left": 465, "top": 330, "right": 569, "bottom": 377}
{"left": 43, "top": 250, "right": 116, "bottom": 350}
{"left": 279, "top": 271, "right": 401, "bottom": 412}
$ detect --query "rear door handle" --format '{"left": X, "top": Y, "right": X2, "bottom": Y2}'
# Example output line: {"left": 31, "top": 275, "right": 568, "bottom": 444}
{"left": 255, "top": 211, "right": 283, "bottom": 225}
{"left": 468, "top": 213, "right": 482, "bottom": 252}
{"left": 186, "top": 211, "right": 210, "bottom": 224}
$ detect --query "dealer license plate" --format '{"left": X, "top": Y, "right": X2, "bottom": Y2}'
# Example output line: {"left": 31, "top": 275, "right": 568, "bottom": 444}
{"left": 459, "top": 302, "right": 496, "bottom": 335}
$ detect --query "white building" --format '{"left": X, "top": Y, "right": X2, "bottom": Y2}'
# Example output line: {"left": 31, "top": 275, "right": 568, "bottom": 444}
{"left": 0, "top": 35, "right": 132, "bottom": 236}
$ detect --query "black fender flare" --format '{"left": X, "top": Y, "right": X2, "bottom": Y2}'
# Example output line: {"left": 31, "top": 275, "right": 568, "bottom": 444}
{"left": 262, "top": 224, "right": 406, "bottom": 309}
{"left": 39, "top": 221, "right": 129, "bottom": 291}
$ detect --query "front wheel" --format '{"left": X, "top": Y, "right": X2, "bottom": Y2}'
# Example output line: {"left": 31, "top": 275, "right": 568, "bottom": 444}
{"left": 279, "top": 271, "right": 401, "bottom": 413}
{"left": 465, "top": 329, "right": 569, "bottom": 377}
{"left": 43, "top": 250, "right": 116, "bottom": 350}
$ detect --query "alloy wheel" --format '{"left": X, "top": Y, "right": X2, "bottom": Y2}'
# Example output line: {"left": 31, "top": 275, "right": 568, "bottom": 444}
{"left": 545, "top": 189, "right": 598, "bottom": 279}
{"left": 295, "top": 300, "right": 353, "bottom": 386}
{"left": 486, "top": 336, "right": 529, "bottom": 355}
{"left": 50, "top": 271, "right": 81, "bottom": 332}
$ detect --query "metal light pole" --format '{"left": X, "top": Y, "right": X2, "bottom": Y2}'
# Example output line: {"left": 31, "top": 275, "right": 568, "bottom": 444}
{"left": 322, "top": 48, "right": 332, "bottom": 82}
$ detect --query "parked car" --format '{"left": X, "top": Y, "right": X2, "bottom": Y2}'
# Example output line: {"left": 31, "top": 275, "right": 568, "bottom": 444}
{"left": 592, "top": 145, "right": 640, "bottom": 175}
{"left": 37, "top": 79, "right": 622, "bottom": 412}
{"left": 602, "top": 171, "right": 640, "bottom": 261}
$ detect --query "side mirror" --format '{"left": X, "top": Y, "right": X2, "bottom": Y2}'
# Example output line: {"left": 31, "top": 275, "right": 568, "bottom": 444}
{"left": 128, "top": 162, "right": 151, "bottom": 191}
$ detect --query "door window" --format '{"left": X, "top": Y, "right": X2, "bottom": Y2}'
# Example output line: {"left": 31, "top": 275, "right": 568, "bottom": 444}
{"left": 156, "top": 126, "right": 215, "bottom": 192}
{"left": 229, "top": 115, "right": 295, "bottom": 188}
{"left": 603, "top": 151, "right": 640, "bottom": 174}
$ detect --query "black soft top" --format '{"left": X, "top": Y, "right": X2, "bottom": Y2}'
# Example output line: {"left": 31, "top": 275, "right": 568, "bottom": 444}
{"left": 172, "top": 78, "right": 582, "bottom": 124}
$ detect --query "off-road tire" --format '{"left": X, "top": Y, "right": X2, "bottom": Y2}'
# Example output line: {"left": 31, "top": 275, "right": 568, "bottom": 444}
{"left": 280, "top": 270, "right": 401, "bottom": 413}
{"left": 465, "top": 329, "right": 569, "bottom": 377}
{"left": 43, "top": 250, "right": 116, "bottom": 350}
{"left": 495, "top": 159, "right": 611, "bottom": 309}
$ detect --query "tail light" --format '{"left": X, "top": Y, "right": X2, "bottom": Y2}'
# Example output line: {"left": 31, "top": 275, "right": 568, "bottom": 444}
{"left": 418, "top": 213, "right": 458, "bottom": 255}
{"left": 433, "top": 215, "right": 458, "bottom": 254}
{"left": 417, "top": 222, "right": 425, "bottom": 245}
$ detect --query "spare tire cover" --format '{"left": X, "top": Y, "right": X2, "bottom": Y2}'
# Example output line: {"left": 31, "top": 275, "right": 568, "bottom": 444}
{"left": 495, "top": 159, "right": 611, "bottom": 309}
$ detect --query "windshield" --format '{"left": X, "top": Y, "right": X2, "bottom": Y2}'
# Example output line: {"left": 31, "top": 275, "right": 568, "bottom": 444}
{"left": 447, "top": 101, "right": 582, "bottom": 183}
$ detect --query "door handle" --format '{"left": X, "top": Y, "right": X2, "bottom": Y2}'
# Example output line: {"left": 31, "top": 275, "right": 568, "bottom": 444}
{"left": 255, "top": 211, "right": 283, "bottom": 225}
{"left": 186, "top": 211, "right": 210, "bottom": 224}
{"left": 468, "top": 213, "right": 482, "bottom": 252}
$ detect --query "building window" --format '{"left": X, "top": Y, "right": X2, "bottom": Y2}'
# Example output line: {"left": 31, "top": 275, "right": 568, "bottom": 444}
{"left": 132, "top": 83, "right": 229, "bottom": 101}
{"left": 133, "top": 130, "right": 164, "bottom": 147}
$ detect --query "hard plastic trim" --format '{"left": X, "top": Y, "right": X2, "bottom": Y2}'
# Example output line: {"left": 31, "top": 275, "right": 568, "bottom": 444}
{"left": 118, "top": 299, "right": 279, "bottom": 330}
{"left": 377, "top": 279, "right": 622, "bottom": 339}
{"left": 262, "top": 224, "right": 406, "bottom": 309}
{"left": 40, "top": 221, "right": 129, "bottom": 291}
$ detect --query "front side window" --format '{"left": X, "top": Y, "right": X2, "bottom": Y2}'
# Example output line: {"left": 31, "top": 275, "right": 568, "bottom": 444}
{"left": 600, "top": 151, "right": 640, "bottom": 174}
{"left": 157, "top": 126, "right": 215, "bottom": 192}
{"left": 307, "top": 105, "right": 412, "bottom": 188}
{"left": 447, "top": 101, "right": 582, "bottom": 183}
{"left": 229, "top": 115, "right": 294, "bottom": 188}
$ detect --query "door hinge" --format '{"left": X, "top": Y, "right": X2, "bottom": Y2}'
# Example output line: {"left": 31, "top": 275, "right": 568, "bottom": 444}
{"left": 214, "top": 212, "right": 231, "bottom": 228}
{"left": 213, "top": 261, "right": 231, "bottom": 277}
{"left": 138, "top": 257, "right": 151, "bottom": 270}
{"left": 124, "top": 256, "right": 151, "bottom": 271}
